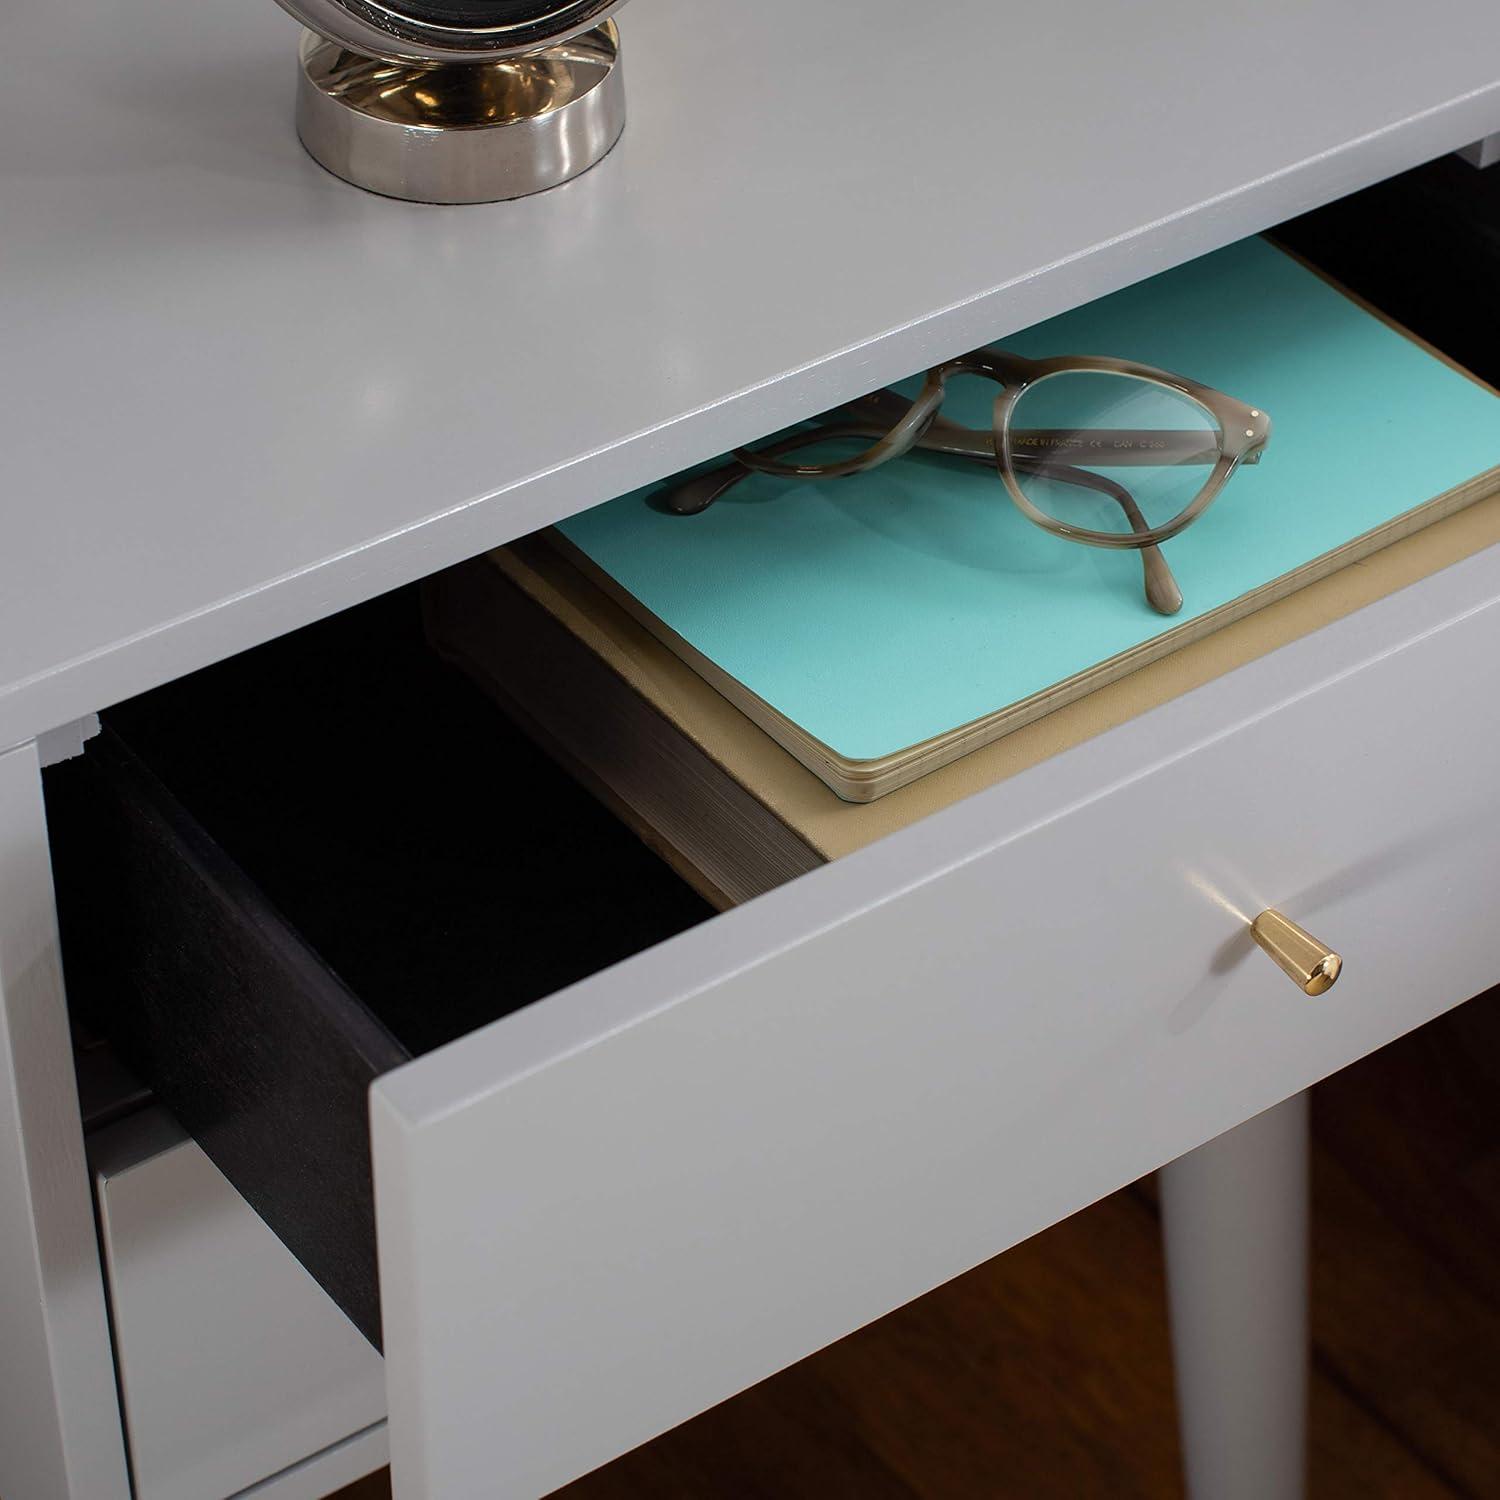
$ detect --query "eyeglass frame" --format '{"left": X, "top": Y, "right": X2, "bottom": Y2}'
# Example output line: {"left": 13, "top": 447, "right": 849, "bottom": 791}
{"left": 659, "top": 346, "right": 1272, "bottom": 617}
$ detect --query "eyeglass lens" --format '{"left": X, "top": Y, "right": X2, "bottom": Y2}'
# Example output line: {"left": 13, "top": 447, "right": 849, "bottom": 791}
{"left": 1006, "top": 372, "right": 1222, "bottom": 535}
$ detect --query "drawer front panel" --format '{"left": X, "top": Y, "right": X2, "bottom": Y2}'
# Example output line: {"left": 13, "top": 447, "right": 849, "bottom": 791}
{"left": 374, "top": 545, "right": 1500, "bottom": 1499}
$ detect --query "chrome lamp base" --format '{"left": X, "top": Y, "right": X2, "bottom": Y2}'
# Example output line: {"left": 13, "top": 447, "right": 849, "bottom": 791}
{"left": 294, "top": 19, "right": 624, "bottom": 204}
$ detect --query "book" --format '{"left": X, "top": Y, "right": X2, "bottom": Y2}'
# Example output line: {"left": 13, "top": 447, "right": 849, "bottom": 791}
{"left": 425, "top": 487, "right": 1500, "bottom": 910}
{"left": 543, "top": 237, "right": 1500, "bottom": 801}
{"left": 424, "top": 235, "right": 1500, "bottom": 906}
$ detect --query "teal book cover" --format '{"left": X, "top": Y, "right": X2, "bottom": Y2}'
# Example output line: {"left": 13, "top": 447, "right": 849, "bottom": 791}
{"left": 557, "top": 238, "right": 1500, "bottom": 791}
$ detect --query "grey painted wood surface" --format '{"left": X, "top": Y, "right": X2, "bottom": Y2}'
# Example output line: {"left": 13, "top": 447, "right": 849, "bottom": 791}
{"left": 90, "top": 1107, "right": 387, "bottom": 1500}
{"left": 8, "top": 0, "right": 1500, "bottom": 748}
{"left": 372, "top": 542, "right": 1500, "bottom": 1498}
{"left": 0, "top": 743, "right": 130, "bottom": 1499}
{"left": 236, "top": 1423, "right": 388, "bottom": 1500}
{"left": 35, "top": 718, "right": 100, "bottom": 771}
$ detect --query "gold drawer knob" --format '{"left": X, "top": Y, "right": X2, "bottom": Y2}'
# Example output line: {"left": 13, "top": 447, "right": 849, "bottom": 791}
{"left": 1251, "top": 908, "right": 1342, "bottom": 996}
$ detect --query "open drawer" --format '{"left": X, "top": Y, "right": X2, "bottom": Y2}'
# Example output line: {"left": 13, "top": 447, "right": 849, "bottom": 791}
{"left": 44, "top": 539, "right": 1500, "bottom": 1498}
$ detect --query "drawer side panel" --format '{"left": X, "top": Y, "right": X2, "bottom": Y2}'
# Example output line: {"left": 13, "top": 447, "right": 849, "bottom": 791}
{"left": 48, "top": 732, "right": 406, "bottom": 1349}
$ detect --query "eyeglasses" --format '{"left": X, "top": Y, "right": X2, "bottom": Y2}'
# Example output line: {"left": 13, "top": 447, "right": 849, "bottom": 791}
{"left": 658, "top": 349, "right": 1272, "bottom": 616}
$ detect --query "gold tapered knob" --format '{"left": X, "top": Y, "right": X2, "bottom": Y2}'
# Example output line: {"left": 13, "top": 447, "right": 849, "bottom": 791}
{"left": 1251, "top": 909, "right": 1342, "bottom": 996}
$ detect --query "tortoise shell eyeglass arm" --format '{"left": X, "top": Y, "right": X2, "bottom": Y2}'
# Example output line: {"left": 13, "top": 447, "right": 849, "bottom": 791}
{"left": 833, "top": 389, "right": 1239, "bottom": 468}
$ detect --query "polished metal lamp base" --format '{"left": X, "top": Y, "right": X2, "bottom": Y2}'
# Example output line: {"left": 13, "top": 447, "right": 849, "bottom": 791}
{"left": 295, "top": 19, "right": 624, "bottom": 204}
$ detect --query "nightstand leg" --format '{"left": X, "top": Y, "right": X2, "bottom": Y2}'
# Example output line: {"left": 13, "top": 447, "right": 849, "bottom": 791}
{"left": 1159, "top": 1091, "right": 1309, "bottom": 1500}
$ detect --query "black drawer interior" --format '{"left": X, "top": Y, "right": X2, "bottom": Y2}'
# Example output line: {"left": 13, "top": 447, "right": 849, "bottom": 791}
{"left": 45, "top": 586, "right": 712, "bottom": 1348}
{"left": 1276, "top": 154, "right": 1500, "bottom": 387}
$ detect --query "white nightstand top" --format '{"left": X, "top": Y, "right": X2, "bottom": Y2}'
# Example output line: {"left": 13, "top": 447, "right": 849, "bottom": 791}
{"left": 6, "top": 0, "right": 1500, "bottom": 748}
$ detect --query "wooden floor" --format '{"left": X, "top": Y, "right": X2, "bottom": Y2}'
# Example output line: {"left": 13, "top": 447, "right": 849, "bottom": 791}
{"left": 338, "top": 983, "right": 1500, "bottom": 1499}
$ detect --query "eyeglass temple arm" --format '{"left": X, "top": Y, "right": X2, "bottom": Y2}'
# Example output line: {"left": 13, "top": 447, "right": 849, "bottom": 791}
{"left": 656, "top": 424, "right": 1183, "bottom": 617}
{"left": 838, "top": 391, "right": 1234, "bottom": 466}
{"left": 654, "top": 430, "right": 864, "bottom": 516}
{"left": 1016, "top": 456, "right": 1183, "bottom": 615}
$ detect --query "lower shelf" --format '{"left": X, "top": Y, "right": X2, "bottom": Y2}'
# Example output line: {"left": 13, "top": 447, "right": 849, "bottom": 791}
{"left": 89, "top": 1105, "right": 388, "bottom": 1500}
